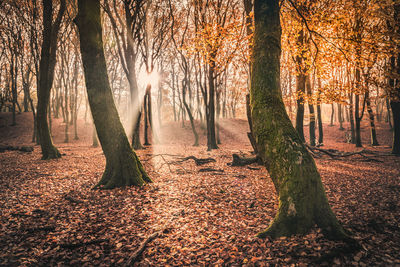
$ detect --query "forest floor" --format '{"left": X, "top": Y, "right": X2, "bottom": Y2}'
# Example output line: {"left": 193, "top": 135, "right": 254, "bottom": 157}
{"left": 0, "top": 112, "right": 399, "bottom": 266}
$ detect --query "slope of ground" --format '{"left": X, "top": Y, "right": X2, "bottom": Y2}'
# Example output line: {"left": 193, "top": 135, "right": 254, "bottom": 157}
{"left": 0, "top": 112, "right": 399, "bottom": 266}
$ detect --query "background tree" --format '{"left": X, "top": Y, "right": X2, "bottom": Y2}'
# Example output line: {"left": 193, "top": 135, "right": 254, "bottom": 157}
{"left": 36, "top": 0, "right": 65, "bottom": 159}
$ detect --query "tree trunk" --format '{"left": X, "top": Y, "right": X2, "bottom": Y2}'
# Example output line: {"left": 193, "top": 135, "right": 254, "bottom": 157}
{"left": 391, "top": 101, "right": 400, "bottom": 155}
{"left": 330, "top": 103, "right": 334, "bottom": 126}
{"left": 37, "top": 0, "right": 64, "bottom": 159}
{"left": 251, "top": 0, "right": 349, "bottom": 241}
{"left": 92, "top": 122, "right": 99, "bottom": 147}
{"left": 64, "top": 78, "right": 69, "bottom": 143}
{"left": 390, "top": 3, "right": 400, "bottom": 155}
{"left": 207, "top": 65, "right": 218, "bottom": 150}
{"left": 182, "top": 79, "right": 199, "bottom": 146}
{"left": 295, "top": 74, "right": 305, "bottom": 142}
{"left": 355, "top": 93, "right": 362, "bottom": 147}
{"left": 365, "top": 90, "right": 379, "bottom": 146}
{"left": 386, "top": 98, "right": 393, "bottom": 130}
{"left": 11, "top": 55, "right": 17, "bottom": 126}
{"left": 306, "top": 76, "right": 315, "bottom": 146}
{"left": 295, "top": 29, "right": 306, "bottom": 142}
{"left": 349, "top": 93, "right": 356, "bottom": 144}
{"left": 246, "top": 94, "right": 258, "bottom": 155}
{"left": 338, "top": 103, "right": 344, "bottom": 130}
{"left": 216, "top": 90, "right": 221, "bottom": 145}
{"left": 143, "top": 89, "right": 150, "bottom": 146}
{"left": 75, "top": 0, "right": 151, "bottom": 188}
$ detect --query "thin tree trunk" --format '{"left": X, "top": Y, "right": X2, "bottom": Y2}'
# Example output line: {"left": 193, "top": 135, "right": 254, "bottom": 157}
{"left": 182, "top": 79, "right": 199, "bottom": 146}
{"left": 365, "top": 89, "right": 379, "bottom": 146}
{"left": 338, "top": 103, "right": 344, "bottom": 130}
{"left": 37, "top": 0, "right": 64, "bottom": 159}
{"left": 349, "top": 93, "right": 356, "bottom": 144}
{"left": 207, "top": 65, "right": 218, "bottom": 150}
{"left": 355, "top": 93, "right": 362, "bottom": 147}
{"left": 306, "top": 76, "right": 315, "bottom": 146}
{"left": 386, "top": 98, "right": 393, "bottom": 130}
{"left": 295, "top": 74, "right": 305, "bottom": 141}
{"left": 143, "top": 89, "right": 150, "bottom": 146}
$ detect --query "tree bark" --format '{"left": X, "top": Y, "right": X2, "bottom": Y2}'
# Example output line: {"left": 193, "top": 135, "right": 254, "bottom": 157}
{"left": 75, "top": 0, "right": 151, "bottom": 188}
{"left": 306, "top": 76, "right": 315, "bottom": 146}
{"left": 251, "top": 0, "right": 349, "bottom": 240}
{"left": 365, "top": 89, "right": 379, "bottom": 146}
{"left": 182, "top": 78, "right": 199, "bottom": 146}
{"left": 207, "top": 64, "right": 218, "bottom": 150}
{"left": 349, "top": 93, "right": 356, "bottom": 144}
{"left": 338, "top": 103, "right": 344, "bottom": 130}
{"left": 36, "top": 0, "right": 64, "bottom": 159}
{"left": 295, "top": 29, "right": 306, "bottom": 142}
{"left": 295, "top": 74, "right": 305, "bottom": 142}
{"left": 390, "top": 3, "right": 400, "bottom": 155}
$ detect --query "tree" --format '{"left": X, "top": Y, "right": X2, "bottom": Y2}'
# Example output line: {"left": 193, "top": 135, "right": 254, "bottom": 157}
{"left": 103, "top": 0, "right": 145, "bottom": 150}
{"left": 250, "top": 0, "right": 350, "bottom": 240}
{"left": 36, "top": 0, "right": 65, "bottom": 159}
{"left": 75, "top": 0, "right": 151, "bottom": 189}
{"left": 389, "top": 2, "right": 400, "bottom": 155}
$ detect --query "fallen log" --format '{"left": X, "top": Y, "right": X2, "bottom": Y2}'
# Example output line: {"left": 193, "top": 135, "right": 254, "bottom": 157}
{"left": 229, "top": 154, "right": 260, "bottom": 166}
{"left": 179, "top": 156, "right": 216, "bottom": 165}
{"left": 0, "top": 145, "right": 34, "bottom": 153}
{"left": 198, "top": 168, "right": 224, "bottom": 173}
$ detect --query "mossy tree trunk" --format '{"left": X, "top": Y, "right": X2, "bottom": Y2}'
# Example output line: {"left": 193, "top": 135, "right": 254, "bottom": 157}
{"left": 390, "top": 3, "right": 400, "bottom": 155}
{"left": 75, "top": 0, "right": 151, "bottom": 189}
{"left": 250, "top": 0, "right": 349, "bottom": 241}
{"left": 36, "top": 0, "right": 65, "bottom": 159}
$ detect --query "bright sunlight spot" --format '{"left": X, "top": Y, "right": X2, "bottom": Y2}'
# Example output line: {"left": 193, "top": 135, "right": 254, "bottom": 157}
{"left": 138, "top": 70, "right": 160, "bottom": 89}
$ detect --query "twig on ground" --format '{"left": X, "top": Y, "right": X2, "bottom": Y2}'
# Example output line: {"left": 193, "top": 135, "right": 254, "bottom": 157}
{"left": 124, "top": 229, "right": 164, "bottom": 266}
{"left": 64, "top": 195, "right": 84, "bottom": 204}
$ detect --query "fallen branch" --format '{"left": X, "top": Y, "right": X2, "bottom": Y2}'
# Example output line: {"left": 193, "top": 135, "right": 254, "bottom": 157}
{"left": 0, "top": 145, "right": 34, "bottom": 153}
{"left": 198, "top": 168, "right": 224, "bottom": 173}
{"left": 247, "top": 166, "right": 261, "bottom": 170}
{"left": 359, "top": 153, "right": 383, "bottom": 162}
{"left": 305, "top": 144, "right": 384, "bottom": 162}
{"left": 59, "top": 239, "right": 109, "bottom": 249}
{"left": 124, "top": 230, "right": 164, "bottom": 266}
{"left": 229, "top": 154, "right": 259, "bottom": 166}
{"left": 178, "top": 156, "right": 216, "bottom": 166}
